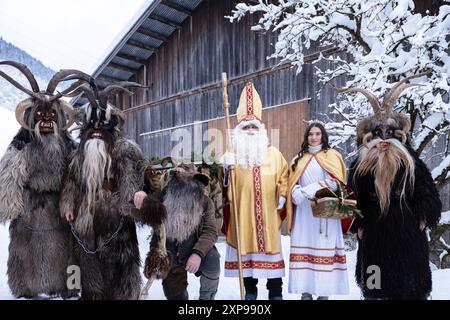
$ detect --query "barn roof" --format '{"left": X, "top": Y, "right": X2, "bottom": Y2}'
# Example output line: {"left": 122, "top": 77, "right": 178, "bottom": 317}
{"left": 92, "top": 0, "right": 204, "bottom": 88}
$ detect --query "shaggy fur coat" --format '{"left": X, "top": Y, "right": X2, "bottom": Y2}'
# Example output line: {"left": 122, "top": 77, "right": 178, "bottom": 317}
{"left": 59, "top": 137, "right": 143, "bottom": 300}
{"left": 0, "top": 128, "right": 76, "bottom": 298}
{"left": 349, "top": 147, "right": 441, "bottom": 299}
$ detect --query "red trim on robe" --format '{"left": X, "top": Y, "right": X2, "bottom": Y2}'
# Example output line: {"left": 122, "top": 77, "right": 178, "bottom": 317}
{"left": 289, "top": 253, "right": 347, "bottom": 265}
{"left": 252, "top": 166, "right": 265, "bottom": 252}
{"left": 225, "top": 260, "right": 285, "bottom": 270}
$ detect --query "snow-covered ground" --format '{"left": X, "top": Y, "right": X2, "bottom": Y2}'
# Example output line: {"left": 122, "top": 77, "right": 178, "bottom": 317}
{"left": 1, "top": 223, "right": 450, "bottom": 300}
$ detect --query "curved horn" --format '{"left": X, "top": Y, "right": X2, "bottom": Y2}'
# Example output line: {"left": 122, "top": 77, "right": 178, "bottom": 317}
{"left": 0, "top": 70, "right": 42, "bottom": 100}
{"left": 15, "top": 98, "right": 35, "bottom": 131}
{"left": 111, "top": 109, "right": 126, "bottom": 129}
{"left": 101, "top": 85, "right": 134, "bottom": 97}
{"left": 46, "top": 69, "right": 94, "bottom": 94}
{"left": 394, "top": 130, "right": 407, "bottom": 144}
{"left": 62, "top": 83, "right": 99, "bottom": 108}
{"left": 0, "top": 60, "right": 40, "bottom": 92}
{"left": 362, "top": 132, "right": 373, "bottom": 149}
{"left": 50, "top": 79, "right": 87, "bottom": 102}
{"left": 330, "top": 84, "right": 382, "bottom": 123}
{"left": 98, "top": 86, "right": 134, "bottom": 109}
{"left": 381, "top": 71, "right": 430, "bottom": 119}
{"left": 97, "top": 81, "right": 145, "bottom": 108}
{"left": 58, "top": 100, "right": 81, "bottom": 131}
{"left": 109, "top": 81, "right": 144, "bottom": 89}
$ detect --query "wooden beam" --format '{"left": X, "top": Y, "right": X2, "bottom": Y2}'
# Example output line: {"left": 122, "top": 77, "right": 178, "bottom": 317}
{"left": 148, "top": 14, "right": 181, "bottom": 29}
{"left": 107, "top": 62, "right": 139, "bottom": 74}
{"left": 136, "top": 27, "right": 168, "bottom": 42}
{"left": 127, "top": 39, "right": 157, "bottom": 52}
{"left": 160, "top": 0, "right": 192, "bottom": 16}
{"left": 116, "top": 53, "right": 147, "bottom": 65}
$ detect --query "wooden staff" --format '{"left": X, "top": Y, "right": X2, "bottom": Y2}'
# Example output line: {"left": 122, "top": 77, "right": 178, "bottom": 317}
{"left": 139, "top": 276, "right": 155, "bottom": 300}
{"left": 221, "top": 72, "right": 245, "bottom": 300}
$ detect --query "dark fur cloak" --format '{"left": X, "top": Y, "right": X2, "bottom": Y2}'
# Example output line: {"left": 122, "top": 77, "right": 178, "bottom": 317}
{"left": 349, "top": 147, "right": 441, "bottom": 299}
{"left": 0, "top": 128, "right": 77, "bottom": 298}
{"left": 59, "top": 137, "right": 143, "bottom": 300}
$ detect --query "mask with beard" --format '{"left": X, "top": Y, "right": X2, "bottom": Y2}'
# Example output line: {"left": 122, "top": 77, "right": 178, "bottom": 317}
{"left": 332, "top": 72, "right": 429, "bottom": 215}
{"left": 160, "top": 165, "right": 209, "bottom": 242}
{"left": 231, "top": 120, "right": 269, "bottom": 170}
{"left": 355, "top": 137, "right": 415, "bottom": 214}
{"left": 81, "top": 138, "right": 112, "bottom": 213}
{"left": 25, "top": 133, "right": 67, "bottom": 192}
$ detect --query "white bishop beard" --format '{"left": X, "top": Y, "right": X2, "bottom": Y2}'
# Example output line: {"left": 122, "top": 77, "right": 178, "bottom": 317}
{"left": 231, "top": 120, "right": 269, "bottom": 170}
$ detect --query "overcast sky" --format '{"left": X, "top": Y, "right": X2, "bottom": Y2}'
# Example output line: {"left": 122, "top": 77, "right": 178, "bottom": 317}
{"left": 0, "top": 0, "right": 152, "bottom": 73}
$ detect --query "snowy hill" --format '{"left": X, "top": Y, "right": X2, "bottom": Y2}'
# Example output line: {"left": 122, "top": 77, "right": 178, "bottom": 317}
{"left": 0, "top": 38, "right": 55, "bottom": 110}
{"left": 0, "top": 106, "right": 20, "bottom": 155}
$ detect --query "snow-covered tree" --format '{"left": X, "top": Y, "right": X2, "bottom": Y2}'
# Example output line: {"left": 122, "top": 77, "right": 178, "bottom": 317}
{"left": 229, "top": 0, "right": 450, "bottom": 267}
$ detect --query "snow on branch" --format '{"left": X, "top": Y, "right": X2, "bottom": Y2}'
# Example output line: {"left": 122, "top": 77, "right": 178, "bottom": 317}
{"left": 229, "top": 0, "right": 450, "bottom": 183}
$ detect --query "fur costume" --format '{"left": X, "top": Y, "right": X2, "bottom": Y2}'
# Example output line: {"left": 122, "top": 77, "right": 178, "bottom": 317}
{"left": 151, "top": 164, "right": 219, "bottom": 300}
{"left": 0, "top": 62, "right": 90, "bottom": 298}
{"left": 334, "top": 74, "right": 442, "bottom": 299}
{"left": 59, "top": 82, "right": 146, "bottom": 300}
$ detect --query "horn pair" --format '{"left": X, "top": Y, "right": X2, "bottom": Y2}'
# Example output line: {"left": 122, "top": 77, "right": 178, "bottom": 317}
{"left": 0, "top": 61, "right": 93, "bottom": 132}
{"left": 330, "top": 71, "right": 430, "bottom": 124}
{"left": 64, "top": 80, "right": 144, "bottom": 130}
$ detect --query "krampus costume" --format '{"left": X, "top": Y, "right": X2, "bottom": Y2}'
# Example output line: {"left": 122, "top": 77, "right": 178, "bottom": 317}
{"left": 140, "top": 163, "right": 220, "bottom": 300}
{"left": 334, "top": 74, "right": 442, "bottom": 300}
{"left": 59, "top": 82, "right": 145, "bottom": 300}
{"left": 0, "top": 61, "right": 90, "bottom": 298}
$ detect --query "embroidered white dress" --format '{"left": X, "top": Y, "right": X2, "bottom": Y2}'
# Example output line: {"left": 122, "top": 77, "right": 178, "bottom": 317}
{"left": 288, "top": 156, "right": 349, "bottom": 296}
{"left": 224, "top": 240, "right": 285, "bottom": 279}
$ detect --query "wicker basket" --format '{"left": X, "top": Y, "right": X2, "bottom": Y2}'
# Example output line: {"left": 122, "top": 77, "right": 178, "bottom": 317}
{"left": 308, "top": 181, "right": 359, "bottom": 220}
{"left": 310, "top": 197, "right": 358, "bottom": 220}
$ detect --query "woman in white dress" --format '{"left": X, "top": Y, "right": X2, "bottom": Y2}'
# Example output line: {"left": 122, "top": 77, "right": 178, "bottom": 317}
{"left": 285, "top": 122, "right": 351, "bottom": 300}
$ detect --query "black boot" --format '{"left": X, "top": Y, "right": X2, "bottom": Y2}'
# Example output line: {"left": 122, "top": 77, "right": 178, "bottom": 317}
{"left": 267, "top": 278, "right": 283, "bottom": 300}
{"left": 244, "top": 277, "right": 258, "bottom": 300}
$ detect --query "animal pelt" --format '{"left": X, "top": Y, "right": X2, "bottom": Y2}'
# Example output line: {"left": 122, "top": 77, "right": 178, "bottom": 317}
{"left": 142, "top": 164, "right": 210, "bottom": 281}
{"left": 139, "top": 192, "right": 167, "bottom": 227}
{"left": 161, "top": 165, "right": 208, "bottom": 243}
{"left": 60, "top": 136, "right": 144, "bottom": 300}
{"left": 0, "top": 128, "right": 77, "bottom": 298}
{"left": 144, "top": 223, "right": 171, "bottom": 280}
{"left": 349, "top": 146, "right": 441, "bottom": 300}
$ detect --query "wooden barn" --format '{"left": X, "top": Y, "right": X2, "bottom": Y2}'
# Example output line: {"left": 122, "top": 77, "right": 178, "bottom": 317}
{"left": 80, "top": 0, "right": 448, "bottom": 211}
{"left": 80, "top": 0, "right": 349, "bottom": 163}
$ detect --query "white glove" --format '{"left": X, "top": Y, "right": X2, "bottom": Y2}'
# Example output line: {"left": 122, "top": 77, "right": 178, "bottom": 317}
{"left": 300, "top": 182, "right": 323, "bottom": 198}
{"left": 223, "top": 152, "right": 236, "bottom": 170}
{"left": 292, "top": 185, "right": 306, "bottom": 205}
{"left": 277, "top": 196, "right": 286, "bottom": 210}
